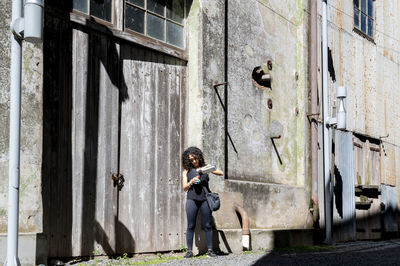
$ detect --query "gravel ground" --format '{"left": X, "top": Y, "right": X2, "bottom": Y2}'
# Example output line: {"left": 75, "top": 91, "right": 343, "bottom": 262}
{"left": 62, "top": 240, "right": 400, "bottom": 266}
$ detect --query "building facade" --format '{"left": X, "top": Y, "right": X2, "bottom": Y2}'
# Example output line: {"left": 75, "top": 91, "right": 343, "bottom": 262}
{"left": 0, "top": 0, "right": 399, "bottom": 264}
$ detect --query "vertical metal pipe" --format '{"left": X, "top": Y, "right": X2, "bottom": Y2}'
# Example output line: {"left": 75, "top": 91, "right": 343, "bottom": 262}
{"left": 224, "top": 0, "right": 228, "bottom": 179}
{"left": 6, "top": 0, "right": 23, "bottom": 265}
{"left": 310, "top": 0, "right": 319, "bottom": 221}
{"left": 322, "top": 0, "right": 332, "bottom": 244}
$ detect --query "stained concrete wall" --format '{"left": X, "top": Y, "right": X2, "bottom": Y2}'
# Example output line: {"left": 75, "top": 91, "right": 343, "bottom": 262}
{"left": 188, "top": 0, "right": 400, "bottom": 248}
{"left": 322, "top": 1, "right": 400, "bottom": 203}
{"left": 187, "top": 0, "right": 313, "bottom": 240}
{"left": 0, "top": 0, "right": 43, "bottom": 249}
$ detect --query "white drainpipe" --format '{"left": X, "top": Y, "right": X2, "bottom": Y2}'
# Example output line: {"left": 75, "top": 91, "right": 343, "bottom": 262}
{"left": 322, "top": 0, "right": 332, "bottom": 244}
{"left": 6, "top": 1, "right": 43, "bottom": 265}
{"left": 6, "top": 0, "right": 23, "bottom": 265}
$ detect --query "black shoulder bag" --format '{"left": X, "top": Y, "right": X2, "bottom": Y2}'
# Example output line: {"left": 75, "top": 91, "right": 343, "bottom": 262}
{"left": 202, "top": 186, "right": 220, "bottom": 211}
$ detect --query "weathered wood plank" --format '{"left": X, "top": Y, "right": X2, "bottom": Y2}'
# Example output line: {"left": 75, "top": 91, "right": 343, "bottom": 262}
{"left": 156, "top": 55, "right": 169, "bottom": 248}
{"left": 167, "top": 64, "right": 182, "bottom": 249}
{"left": 43, "top": 14, "right": 74, "bottom": 257}
{"left": 71, "top": 28, "right": 88, "bottom": 256}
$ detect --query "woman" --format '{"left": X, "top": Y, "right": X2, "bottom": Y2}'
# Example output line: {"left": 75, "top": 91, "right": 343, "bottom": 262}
{"left": 181, "top": 146, "right": 223, "bottom": 258}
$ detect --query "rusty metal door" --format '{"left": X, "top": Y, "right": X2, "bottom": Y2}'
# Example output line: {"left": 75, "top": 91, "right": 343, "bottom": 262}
{"left": 117, "top": 44, "right": 187, "bottom": 253}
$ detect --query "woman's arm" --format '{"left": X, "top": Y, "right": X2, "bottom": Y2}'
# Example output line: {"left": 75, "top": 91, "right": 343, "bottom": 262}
{"left": 182, "top": 170, "right": 199, "bottom": 192}
{"left": 212, "top": 169, "right": 224, "bottom": 176}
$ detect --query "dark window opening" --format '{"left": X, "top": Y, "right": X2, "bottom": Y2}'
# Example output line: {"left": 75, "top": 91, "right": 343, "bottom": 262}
{"left": 354, "top": 0, "right": 374, "bottom": 39}
{"left": 72, "top": 0, "right": 113, "bottom": 22}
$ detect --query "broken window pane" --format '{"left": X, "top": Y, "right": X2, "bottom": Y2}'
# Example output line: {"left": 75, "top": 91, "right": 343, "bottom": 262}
{"left": 167, "top": 0, "right": 184, "bottom": 24}
{"left": 147, "top": 13, "right": 165, "bottom": 41}
{"left": 167, "top": 21, "right": 183, "bottom": 47}
{"left": 148, "top": 0, "right": 166, "bottom": 16}
{"left": 90, "top": 0, "right": 112, "bottom": 22}
{"left": 73, "top": 0, "right": 88, "bottom": 13}
{"left": 126, "top": 0, "right": 144, "bottom": 7}
{"left": 125, "top": 5, "right": 145, "bottom": 33}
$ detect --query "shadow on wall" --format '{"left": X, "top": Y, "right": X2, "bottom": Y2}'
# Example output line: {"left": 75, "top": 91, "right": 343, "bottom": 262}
{"left": 42, "top": 1, "right": 133, "bottom": 261}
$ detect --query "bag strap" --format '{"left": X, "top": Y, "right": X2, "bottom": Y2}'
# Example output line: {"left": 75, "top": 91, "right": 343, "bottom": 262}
{"left": 202, "top": 185, "right": 211, "bottom": 194}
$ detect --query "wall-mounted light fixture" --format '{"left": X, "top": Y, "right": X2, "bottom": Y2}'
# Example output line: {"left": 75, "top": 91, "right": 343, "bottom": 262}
{"left": 328, "top": 86, "right": 347, "bottom": 130}
{"left": 336, "top": 86, "right": 346, "bottom": 130}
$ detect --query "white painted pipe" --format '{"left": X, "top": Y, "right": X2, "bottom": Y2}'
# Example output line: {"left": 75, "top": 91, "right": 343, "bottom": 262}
{"left": 6, "top": 0, "right": 23, "bottom": 265}
{"left": 322, "top": 0, "right": 332, "bottom": 244}
{"left": 242, "top": 234, "right": 250, "bottom": 250}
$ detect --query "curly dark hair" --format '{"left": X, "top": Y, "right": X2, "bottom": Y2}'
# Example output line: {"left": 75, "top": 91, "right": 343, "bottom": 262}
{"left": 182, "top": 146, "right": 205, "bottom": 170}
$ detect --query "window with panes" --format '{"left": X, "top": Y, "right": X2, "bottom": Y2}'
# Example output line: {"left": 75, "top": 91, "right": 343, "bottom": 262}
{"left": 125, "top": 0, "right": 185, "bottom": 48}
{"left": 73, "top": 0, "right": 113, "bottom": 22}
{"left": 354, "top": 0, "right": 374, "bottom": 39}
{"left": 72, "top": 0, "right": 186, "bottom": 49}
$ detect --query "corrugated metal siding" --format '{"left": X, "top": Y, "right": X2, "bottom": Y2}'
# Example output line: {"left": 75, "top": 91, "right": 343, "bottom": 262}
{"left": 381, "top": 184, "right": 398, "bottom": 233}
{"left": 43, "top": 13, "right": 186, "bottom": 257}
{"left": 333, "top": 130, "right": 356, "bottom": 241}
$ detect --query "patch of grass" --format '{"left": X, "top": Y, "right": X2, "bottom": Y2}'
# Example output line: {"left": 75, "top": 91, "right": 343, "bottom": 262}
{"left": 92, "top": 249, "right": 101, "bottom": 264}
{"left": 243, "top": 250, "right": 264, "bottom": 255}
{"left": 129, "top": 256, "right": 183, "bottom": 265}
{"left": 273, "top": 245, "right": 333, "bottom": 253}
{"left": 116, "top": 253, "right": 131, "bottom": 265}
{"left": 178, "top": 244, "right": 187, "bottom": 253}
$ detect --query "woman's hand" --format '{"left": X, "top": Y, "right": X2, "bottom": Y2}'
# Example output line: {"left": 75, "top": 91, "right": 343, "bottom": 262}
{"left": 182, "top": 170, "right": 200, "bottom": 191}
{"left": 190, "top": 176, "right": 200, "bottom": 185}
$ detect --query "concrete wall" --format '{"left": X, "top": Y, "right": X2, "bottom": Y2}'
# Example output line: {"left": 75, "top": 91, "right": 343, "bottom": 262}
{"left": 323, "top": 1, "right": 400, "bottom": 202}
{"left": 0, "top": 0, "right": 43, "bottom": 263}
{"left": 187, "top": 0, "right": 313, "bottom": 240}
{"left": 188, "top": 0, "right": 400, "bottom": 248}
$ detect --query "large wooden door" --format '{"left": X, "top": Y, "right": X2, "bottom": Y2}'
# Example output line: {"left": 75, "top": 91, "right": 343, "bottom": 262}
{"left": 43, "top": 13, "right": 187, "bottom": 257}
{"left": 117, "top": 44, "right": 187, "bottom": 253}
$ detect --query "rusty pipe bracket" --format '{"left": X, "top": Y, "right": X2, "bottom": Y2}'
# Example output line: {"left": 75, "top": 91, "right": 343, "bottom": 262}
{"left": 111, "top": 173, "right": 125, "bottom": 191}
{"left": 270, "top": 137, "right": 283, "bottom": 165}
{"left": 212, "top": 82, "right": 238, "bottom": 155}
{"left": 379, "top": 134, "right": 389, "bottom": 156}
{"left": 213, "top": 82, "right": 228, "bottom": 88}
{"left": 234, "top": 203, "right": 250, "bottom": 235}
{"left": 306, "top": 112, "right": 320, "bottom": 125}
{"left": 380, "top": 134, "right": 389, "bottom": 139}
{"left": 271, "top": 135, "right": 281, "bottom": 139}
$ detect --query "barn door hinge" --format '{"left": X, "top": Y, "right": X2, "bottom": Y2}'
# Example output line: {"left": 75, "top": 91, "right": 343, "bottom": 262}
{"left": 111, "top": 173, "right": 125, "bottom": 191}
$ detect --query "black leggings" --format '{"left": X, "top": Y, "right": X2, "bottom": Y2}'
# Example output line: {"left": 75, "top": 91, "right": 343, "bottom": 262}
{"left": 186, "top": 199, "right": 213, "bottom": 251}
